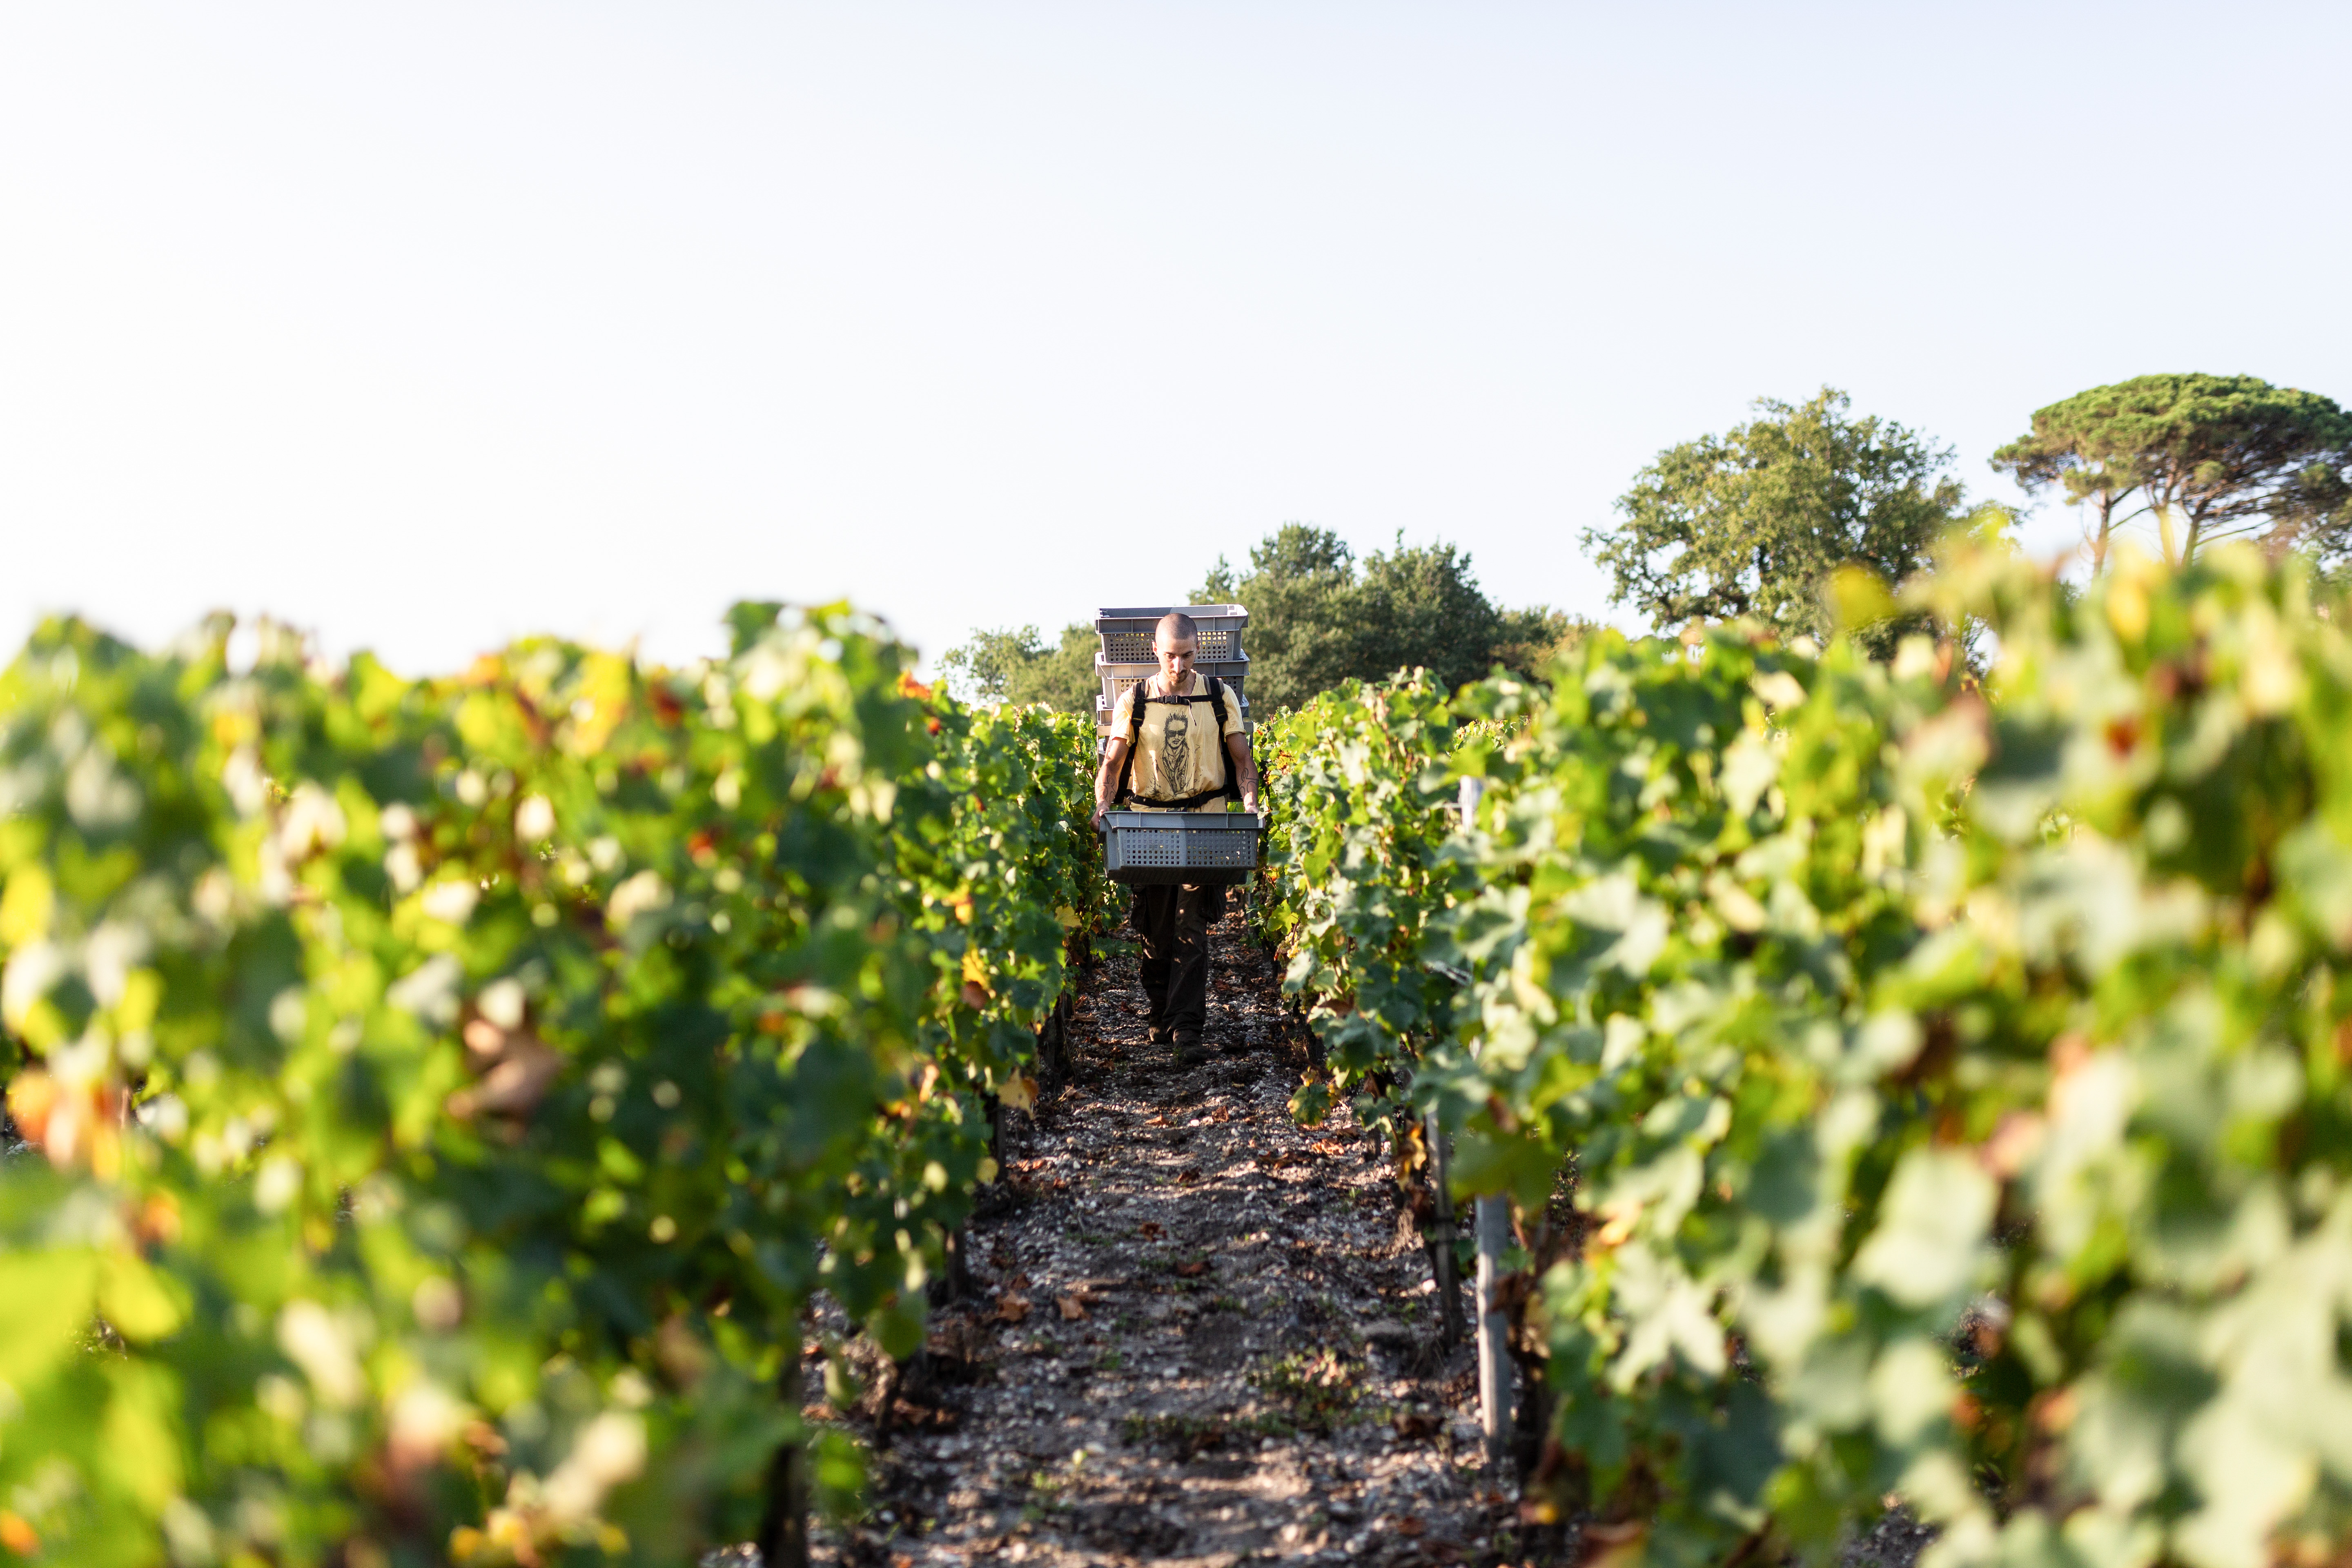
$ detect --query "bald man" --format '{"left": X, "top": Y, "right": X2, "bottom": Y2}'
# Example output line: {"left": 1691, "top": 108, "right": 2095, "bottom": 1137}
{"left": 1093, "top": 612, "right": 1260, "bottom": 1066}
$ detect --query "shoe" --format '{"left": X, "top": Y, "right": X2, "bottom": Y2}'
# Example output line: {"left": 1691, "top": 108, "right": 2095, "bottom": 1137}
{"left": 1147, "top": 1025, "right": 1171, "bottom": 1045}
{"left": 1173, "top": 1036, "right": 1207, "bottom": 1067}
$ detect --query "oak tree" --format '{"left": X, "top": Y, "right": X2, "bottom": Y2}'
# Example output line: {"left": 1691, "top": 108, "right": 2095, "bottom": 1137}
{"left": 1198, "top": 525, "right": 1582, "bottom": 712}
{"left": 1583, "top": 388, "right": 1966, "bottom": 640}
{"left": 937, "top": 623, "right": 1099, "bottom": 712}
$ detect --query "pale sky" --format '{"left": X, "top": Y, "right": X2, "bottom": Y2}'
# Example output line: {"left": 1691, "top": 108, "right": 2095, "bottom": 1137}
{"left": 4, "top": 3, "right": 2347, "bottom": 677}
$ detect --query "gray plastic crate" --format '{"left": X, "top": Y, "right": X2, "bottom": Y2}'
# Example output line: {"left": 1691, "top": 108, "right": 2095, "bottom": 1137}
{"left": 1094, "top": 604, "right": 1248, "bottom": 664}
{"left": 1100, "top": 808, "right": 1262, "bottom": 886}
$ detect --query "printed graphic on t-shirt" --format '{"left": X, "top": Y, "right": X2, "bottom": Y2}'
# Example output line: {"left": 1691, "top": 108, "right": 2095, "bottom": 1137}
{"left": 1159, "top": 706, "right": 1190, "bottom": 795}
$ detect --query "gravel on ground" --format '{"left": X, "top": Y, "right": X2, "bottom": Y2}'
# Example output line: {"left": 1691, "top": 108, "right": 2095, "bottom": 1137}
{"left": 806, "top": 906, "right": 1516, "bottom": 1568}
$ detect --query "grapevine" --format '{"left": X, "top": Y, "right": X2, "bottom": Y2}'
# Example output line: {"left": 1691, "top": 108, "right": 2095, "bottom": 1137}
{"left": 1254, "top": 542, "right": 2352, "bottom": 1568}
{"left": 0, "top": 605, "right": 1106, "bottom": 1564}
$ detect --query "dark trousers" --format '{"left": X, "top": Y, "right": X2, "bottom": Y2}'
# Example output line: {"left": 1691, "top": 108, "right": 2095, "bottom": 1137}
{"left": 1133, "top": 883, "right": 1225, "bottom": 1039}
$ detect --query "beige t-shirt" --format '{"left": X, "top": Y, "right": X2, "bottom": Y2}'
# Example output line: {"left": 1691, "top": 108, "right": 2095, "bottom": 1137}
{"left": 1111, "top": 674, "right": 1247, "bottom": 807}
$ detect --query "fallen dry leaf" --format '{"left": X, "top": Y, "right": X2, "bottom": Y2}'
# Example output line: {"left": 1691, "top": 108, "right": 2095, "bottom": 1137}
{"left": 1056, "top": 1294, "right": 1089, "bottom": 1321}
{"left": 1136, "top": 1221, "right": 1165, "bottom": 1239}
{"left": 996, "top": 1296, "right": 1031, "bottom": 1325}
{"left": 1395, "top": 1515, "right": 1425, "bottom": 1538}
{"left": 1174, "top": 1260, "right": 1208, "bottom": 1278}
{"left": 1579, "top": 1520, "right": 1648, "bottom": 1568}
{"left": 1177, "top": 1166, "right": 1203, "bottom": 1183}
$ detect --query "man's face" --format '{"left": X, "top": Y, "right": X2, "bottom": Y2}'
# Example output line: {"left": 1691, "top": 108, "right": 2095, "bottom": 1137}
{"left": 1154, "top": 631, "right": 1198, "bottom": 685}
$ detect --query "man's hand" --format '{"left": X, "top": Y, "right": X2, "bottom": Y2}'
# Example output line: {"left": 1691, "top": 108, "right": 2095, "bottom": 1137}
{"left": 1094, "top": 738, "right": 1129, "bottom": 835}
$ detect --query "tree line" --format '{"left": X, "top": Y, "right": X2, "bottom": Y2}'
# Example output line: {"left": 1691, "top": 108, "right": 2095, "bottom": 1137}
{"left": 945, "top": 371, "right": 2352, "bottom": 711}
{"left": 941, "top": 530, "right": 1591, "bottom": 715}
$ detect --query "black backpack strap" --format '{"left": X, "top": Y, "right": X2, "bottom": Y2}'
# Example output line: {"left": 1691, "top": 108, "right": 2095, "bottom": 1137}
{"left": 1111, "top": 679, "right": 1147, "bottom": 806}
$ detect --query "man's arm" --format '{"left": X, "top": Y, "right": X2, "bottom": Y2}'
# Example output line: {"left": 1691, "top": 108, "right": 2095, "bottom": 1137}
{"left": 1093, "top": 738, "right": 1128, "bottom": 831}
{"left": 1225, "top": 730, "right": 1259, "bottom": 813}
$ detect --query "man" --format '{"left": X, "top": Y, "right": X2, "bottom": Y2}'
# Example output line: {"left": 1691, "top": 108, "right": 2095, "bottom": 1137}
{"left": 1092, "top": 612, "right": 1260, "bottom": 1066}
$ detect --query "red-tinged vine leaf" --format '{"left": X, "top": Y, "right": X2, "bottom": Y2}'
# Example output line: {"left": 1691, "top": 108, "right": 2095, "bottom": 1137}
{"left": 131, "top": 1192, "right": 181, "bottom": 1248}
{"left": 445, "top": 1025, "right": 564, "bottom": 1120}
{"left": 6, "top": 1071, "right": 126, "bottom": 1176}
{"left": 0, "top": 1512, "right": 40, "bottom": 1557}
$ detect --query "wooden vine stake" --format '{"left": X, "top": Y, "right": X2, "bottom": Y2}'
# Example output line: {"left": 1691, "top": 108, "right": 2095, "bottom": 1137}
{"left": 756, "top": 1332, "right": 810, "bottom": 1568}
{"left": 1425, "top": 1109, "right": 1465, "bottom": 1347}
{"left": 1474, "top": 1192, "right": 1514, "bottom": 1474}
{"left": 1458, "top": 775, "right": 1515, "bottom": 1473}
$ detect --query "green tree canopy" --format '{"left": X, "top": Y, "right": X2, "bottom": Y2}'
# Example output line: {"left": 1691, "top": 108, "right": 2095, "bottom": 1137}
{"left": 1198, "top": 525, "right": 1586, "bottom": 712}
{"left": 1197, "top": 525, "right": 1361, "bottom": 710}
{"left": 1991, "top": 373, "right": 2352, "bottom": 568}
{"left": 1582, "top": 388, "right": 1970, "bottom": 641}
{"left": 935, "top": 622, "right": 1098, "bottom": 712}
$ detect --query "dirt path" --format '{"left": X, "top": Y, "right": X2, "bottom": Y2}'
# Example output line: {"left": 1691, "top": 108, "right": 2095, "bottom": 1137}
{"left": 814, "top": 909, "right": 1517, "bottom": 1567}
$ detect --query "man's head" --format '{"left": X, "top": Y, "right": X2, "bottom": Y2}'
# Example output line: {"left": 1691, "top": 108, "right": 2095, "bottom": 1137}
{"left": 1153, "top": 611, "right": 1198, "bottom": 685}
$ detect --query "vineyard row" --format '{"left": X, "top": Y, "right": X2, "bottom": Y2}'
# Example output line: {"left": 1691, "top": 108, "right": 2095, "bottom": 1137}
{"left": 1251, "top": 540, "right": 2352, "bottom": 1568}
{"left": 0, "top": 606, "right": 1114, "bottom": 1566}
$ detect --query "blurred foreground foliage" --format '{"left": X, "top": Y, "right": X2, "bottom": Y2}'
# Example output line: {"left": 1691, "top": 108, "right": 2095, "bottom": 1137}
{"left": 0, "top": 606, "right": 1109, "bottom": 1565}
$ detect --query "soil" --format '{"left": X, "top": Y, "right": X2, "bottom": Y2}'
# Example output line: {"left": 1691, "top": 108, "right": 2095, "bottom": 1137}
{"left": 776, "top": 907, "right": 1936, "bottom": 1568}
{"left": 803, "top": 906, "right": 1518, "bottom": 1567}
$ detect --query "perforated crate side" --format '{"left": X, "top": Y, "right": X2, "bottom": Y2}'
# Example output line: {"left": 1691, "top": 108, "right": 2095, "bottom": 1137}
{"left": 1093, "top": 604, "right": 1248, "bottom": 664}
{"left": 1101, "top": 811, "right": 1259, "bottom": 887}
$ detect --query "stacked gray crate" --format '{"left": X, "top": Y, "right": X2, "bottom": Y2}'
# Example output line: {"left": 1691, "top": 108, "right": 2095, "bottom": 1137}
{"left": 1091, "top": 604, "right": 1250, "bottom": 740}
{"left": 1091, "top": 604, "right": 1261, "bottom": 886}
